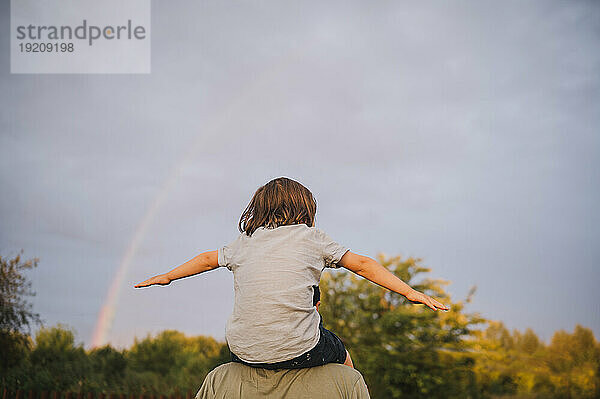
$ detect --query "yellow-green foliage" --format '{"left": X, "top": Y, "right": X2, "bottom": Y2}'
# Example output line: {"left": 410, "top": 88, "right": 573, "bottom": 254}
{"left": 2, "top": 253, "right": 598, "bottom": 398}
{"left": 473, "top": 321, "right": 600, "bottom": 398}
{"left": 319, "top": 254, "right": 600, "bottom": 399}
{"left": 319, "top": 254, "right": 486, "bottom": 399}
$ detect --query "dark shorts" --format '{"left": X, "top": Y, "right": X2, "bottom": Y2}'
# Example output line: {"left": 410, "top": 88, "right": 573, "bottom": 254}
{"left": 230, "top": 320, "right": 347, "bottom": 370}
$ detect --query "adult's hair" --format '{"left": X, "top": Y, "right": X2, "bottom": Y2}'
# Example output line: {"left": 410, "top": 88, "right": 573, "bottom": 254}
{"left": 239, "top": 177, "right": 317, "bottom": 236}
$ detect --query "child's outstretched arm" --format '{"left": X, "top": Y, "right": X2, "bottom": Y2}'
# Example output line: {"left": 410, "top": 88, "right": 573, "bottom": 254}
{"left": 134, "top": 250, "right": 219, "bottom": 288}
{"left": 338, "top": 251, "right": 449, "bottom": 311}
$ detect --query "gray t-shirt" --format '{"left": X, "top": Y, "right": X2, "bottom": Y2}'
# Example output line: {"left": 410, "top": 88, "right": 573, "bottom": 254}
{"left": 218, "top": 224, "right": 349, "bottom": 363}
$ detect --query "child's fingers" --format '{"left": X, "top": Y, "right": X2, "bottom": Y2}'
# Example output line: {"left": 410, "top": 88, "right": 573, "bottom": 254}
{"left": 425, "top": 299, "right": 436, "bottom": 310}
{"left": 420, "top": 295, "right": 435, "bottom": 310}
{"left": 435, "top": 302, "right": 448, "bottom": 311}
{"left": 430, "top": 297, "right": 448, "bottom": 311}
{"left": 426, "top": 297, "right": 449, "bottom": 312}
{"left": 409, "top": 293, "right": 449, "bottom": 311}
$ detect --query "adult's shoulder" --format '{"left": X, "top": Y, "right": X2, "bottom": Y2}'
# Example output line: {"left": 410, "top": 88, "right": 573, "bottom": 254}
{"left": 308, "top": 363, "right": 367, "bottom": 386}
{"left": 197, "top": 363, "right": 370, "bottom": 399}
{"left": 195, "top": 363, "right": 245, "bottom": 398}
{"left": 204, "top": 362, "right": 245, "bottom": 380}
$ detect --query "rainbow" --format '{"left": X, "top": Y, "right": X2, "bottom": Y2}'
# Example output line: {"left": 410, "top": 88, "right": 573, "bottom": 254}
{"left": 91, "top": 47, "right": 305, "bottom": 347}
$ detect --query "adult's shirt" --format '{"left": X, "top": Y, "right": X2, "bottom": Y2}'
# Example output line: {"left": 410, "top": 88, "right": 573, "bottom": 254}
{"left": 195, "top": 362, "right": 370, "bottom": 399}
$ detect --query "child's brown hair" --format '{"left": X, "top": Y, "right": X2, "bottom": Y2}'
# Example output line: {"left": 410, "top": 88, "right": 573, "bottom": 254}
{"left": 239, "top": 177, "right": 317, "bottom": 236}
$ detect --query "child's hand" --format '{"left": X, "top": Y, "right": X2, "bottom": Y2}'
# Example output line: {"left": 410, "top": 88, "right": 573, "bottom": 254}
{"left": 134, "top": 274, "right": 171, "bottom": 288}
{"left": 406, "top": 290, "right": 449, "bottom": 311}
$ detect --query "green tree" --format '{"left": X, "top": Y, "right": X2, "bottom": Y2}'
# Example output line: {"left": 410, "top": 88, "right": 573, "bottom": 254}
{"left": 545, "top": 325, "right": 600, "bottom": 398}
{"left": 472, "top": 321, "right": 524, "bottom": 396}
{"left": 125, "top": 330, "right": 228, "bottom": 395}
{"left": 319, "top": 253, "right": 485, "bottom": 399}
{"left": 28, "top": 325, "right": 91, "bottom": 391}
{"left": 0, "top": 251, "right": 41, "bottom": 372}
{"left": 516, "top": 328, "right": 542, "bottom": 355}
{"left": 472, "top": 322, "right": 600, "bottom": 398}
{"left": 85, "top": 345, "right": 128, "bottom": 392}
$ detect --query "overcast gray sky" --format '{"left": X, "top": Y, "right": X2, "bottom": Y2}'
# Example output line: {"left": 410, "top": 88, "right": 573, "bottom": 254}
{"left": 1, "top": 0, "right": 598, "bottom": 348}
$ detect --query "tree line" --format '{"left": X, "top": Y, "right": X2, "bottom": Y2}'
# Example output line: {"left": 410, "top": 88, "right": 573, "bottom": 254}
{"left": 1, "top": 252, "right": 598, "bottom": 398}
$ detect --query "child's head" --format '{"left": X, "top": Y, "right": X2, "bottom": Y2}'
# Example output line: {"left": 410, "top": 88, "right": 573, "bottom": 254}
{"left": 239, "top": 177, "right": 317, "bottom": 236}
